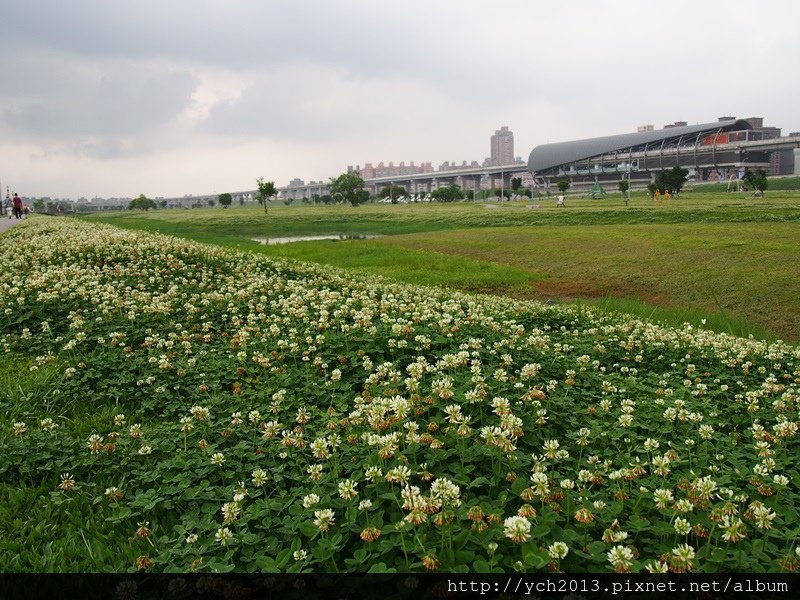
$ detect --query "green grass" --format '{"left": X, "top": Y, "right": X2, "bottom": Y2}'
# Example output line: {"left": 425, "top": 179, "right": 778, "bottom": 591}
{"left": 251, "top": 238, "right": 545, "bottom": 295}
{"left": 74, "top": 192, "right": 800, "bottom": 341}
{"left": 79, "top": 190, "right": 800, "bottom": 236}
{"left": 379, "top": 222, "right": 799, "bottom": 341}
{"left": 688, "top": 175, "right": 800, "bottom": 193}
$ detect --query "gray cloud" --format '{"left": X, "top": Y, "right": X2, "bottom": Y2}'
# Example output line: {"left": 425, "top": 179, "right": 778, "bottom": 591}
{"left": 0, "top": 57, "right": 196, "bottom": 139}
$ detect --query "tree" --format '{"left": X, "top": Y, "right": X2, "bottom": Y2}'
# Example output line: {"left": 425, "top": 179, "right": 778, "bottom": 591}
{"left": 256, "top": 178, "right": 277, "bottom": 214}
{"left": 218, "top": 192, "right": 232, "bottom": 208}
{"left": 128, "top": 194, "right": 156, "bottom": 211}
{"left": 255, "top": 177, "right": 277, "bottom": 242}
{"left": 743, "top": 168, "right": 768, "bottom": 196}
{"left": 511, "top": 177, "right": 523, "bottom": 191}
{"left": 431, "top": 184, "right": 465, "bottom": 202}
{"left": 207, "top": 199, "right": 215, "bottom": 207}
{"left": 33, "top": 198, "right": 45, "bottom": 212}
{"left": 618, "top": 179, "right": 630, "bottom": 206}
{"left": 378, "top": 185, "right": 408, "bottom": 203}
{"left": 329, "top": 171, "right": 367, "bottom": 206}
{"left": 557, "top": 179, "right": 570, "bottom": 194}
{"left": 654, "top": 166, "right": 689, "bottom": 195}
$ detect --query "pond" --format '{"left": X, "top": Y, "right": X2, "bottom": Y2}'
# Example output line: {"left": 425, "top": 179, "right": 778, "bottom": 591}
{"left": 252, "top": 234, "right": 382, "bottom": 245}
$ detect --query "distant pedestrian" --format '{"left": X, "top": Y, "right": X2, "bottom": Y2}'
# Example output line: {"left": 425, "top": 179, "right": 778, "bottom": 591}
{"left": 12, "top": 193, "right": 23, "bottom": 219}
{"left": 556, "top": 194, "right": 565, "bottom": 207}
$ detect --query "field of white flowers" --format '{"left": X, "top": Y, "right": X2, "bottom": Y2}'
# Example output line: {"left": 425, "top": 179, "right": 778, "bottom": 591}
{"left": 1, "top": 216, "right": 799, "bottom": 573}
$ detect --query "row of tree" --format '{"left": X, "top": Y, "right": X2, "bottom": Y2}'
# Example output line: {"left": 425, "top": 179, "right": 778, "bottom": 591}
{"left": 128, "top": 166, "right": 772, "bottom": 212}
{"left": 552, "top": 166, "right": 769, "bottom": 203}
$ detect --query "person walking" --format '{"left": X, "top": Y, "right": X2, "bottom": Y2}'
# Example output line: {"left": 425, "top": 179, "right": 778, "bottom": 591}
{"left": 12, "top": 193, "right": 23, "bottom": 219}
{"left": 556, "top": 193, "right": 565, "bottom": 208}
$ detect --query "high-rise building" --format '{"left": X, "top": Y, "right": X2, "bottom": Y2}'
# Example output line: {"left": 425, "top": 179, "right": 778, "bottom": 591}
{"left": 490, "top": 126, "right": 514, "bottom": 166}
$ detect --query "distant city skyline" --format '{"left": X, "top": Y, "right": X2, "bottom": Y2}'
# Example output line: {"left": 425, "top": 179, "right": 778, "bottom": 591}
{"left": 15, "top": 113, "right": 795, "bottom": 205}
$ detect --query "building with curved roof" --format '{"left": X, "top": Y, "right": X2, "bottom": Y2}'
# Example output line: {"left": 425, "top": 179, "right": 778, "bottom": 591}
{"left": 526, "top": 118, "right": 783, "bottom": 185}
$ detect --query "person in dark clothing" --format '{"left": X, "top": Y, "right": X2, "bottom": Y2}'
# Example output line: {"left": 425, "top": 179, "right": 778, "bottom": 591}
{"left": 12, "top": 193, "right": 23, "bottom": 219}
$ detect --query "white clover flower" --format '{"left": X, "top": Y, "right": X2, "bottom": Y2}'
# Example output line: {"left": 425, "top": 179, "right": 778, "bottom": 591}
{"left": 674, "top": 517, "right": 691, "bottom": 535}
{"left": 302, "top": 493, "right": 320, "bottom": 509}
{"left": 671, "top": 543, "right": 695, "bottom": 570}
{"left": 643, "top": 438, "right": 659, "bottom": 451}
{"left": 36, "top": 418, "right": 57, "bottom": 433}
{"left": 773, "top": 474, "right": 790, "bottom": 487}
{"left": 215, "top": 527, "right": 233, "bottom": 545}
{"left": 645, "top": 560, "right": 669, "bottom": 573}
{"left": 503, "top": 516, "right": 531, "bottom": 543}
{"left": 547, "top": 541, "right": 569, "bottom": 560}
{"left": 313, "top": 508, "right": 335, "bottom": 532}
{"left": 251, "top": 469, "right": 268, "bottom": 486}
{"left": 221, "top": 502, "right": 241, "bottom": 524}
{"left": 653, "top": 488, "right": 674, "bottom": 509}
{"left": 364, "top": 466, "right": 383, "bottom": 482}
{"left": 607, "top": 545, "right": 634, "bottom": 572}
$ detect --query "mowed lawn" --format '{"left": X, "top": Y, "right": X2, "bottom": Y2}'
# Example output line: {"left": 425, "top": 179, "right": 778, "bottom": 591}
{"left": 79, "top": 192, "right": 800, "bottom": 341}
{"left": 376, "top": 222, "right": 800, "bottom": 341}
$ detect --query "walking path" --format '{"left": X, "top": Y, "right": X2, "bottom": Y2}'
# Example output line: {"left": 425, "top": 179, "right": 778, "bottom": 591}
{"left": 0, "top": 214, "right": 25, "bottom": 235}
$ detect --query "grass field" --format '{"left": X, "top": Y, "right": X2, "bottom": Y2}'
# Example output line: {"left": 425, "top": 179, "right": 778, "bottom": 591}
{"left": 79, "top": 191, "right": 800, "bottom": 341}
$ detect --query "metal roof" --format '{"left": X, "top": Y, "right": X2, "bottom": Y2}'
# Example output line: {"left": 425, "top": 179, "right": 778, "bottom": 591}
{"left": 527, "top": 119, "right": 752, "bottom": 174}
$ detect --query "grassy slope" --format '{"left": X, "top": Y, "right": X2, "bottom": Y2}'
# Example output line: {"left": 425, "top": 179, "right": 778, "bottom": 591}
{"left": 78, "top": 192, "right": 800, "bottom": 341}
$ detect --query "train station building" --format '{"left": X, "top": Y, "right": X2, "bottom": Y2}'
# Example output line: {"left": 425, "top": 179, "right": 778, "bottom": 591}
{"left": 527, "top": 117, "right": 799, "bottom": 189}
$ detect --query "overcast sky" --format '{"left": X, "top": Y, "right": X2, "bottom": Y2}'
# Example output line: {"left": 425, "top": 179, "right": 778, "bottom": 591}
{"left": 1, "top": 0, "right": 798, "bottom": 199}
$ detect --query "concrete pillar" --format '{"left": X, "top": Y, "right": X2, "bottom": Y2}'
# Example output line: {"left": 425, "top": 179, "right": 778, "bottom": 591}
{"left": 794, "top": 148, "right": 800, "bottom": 175}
